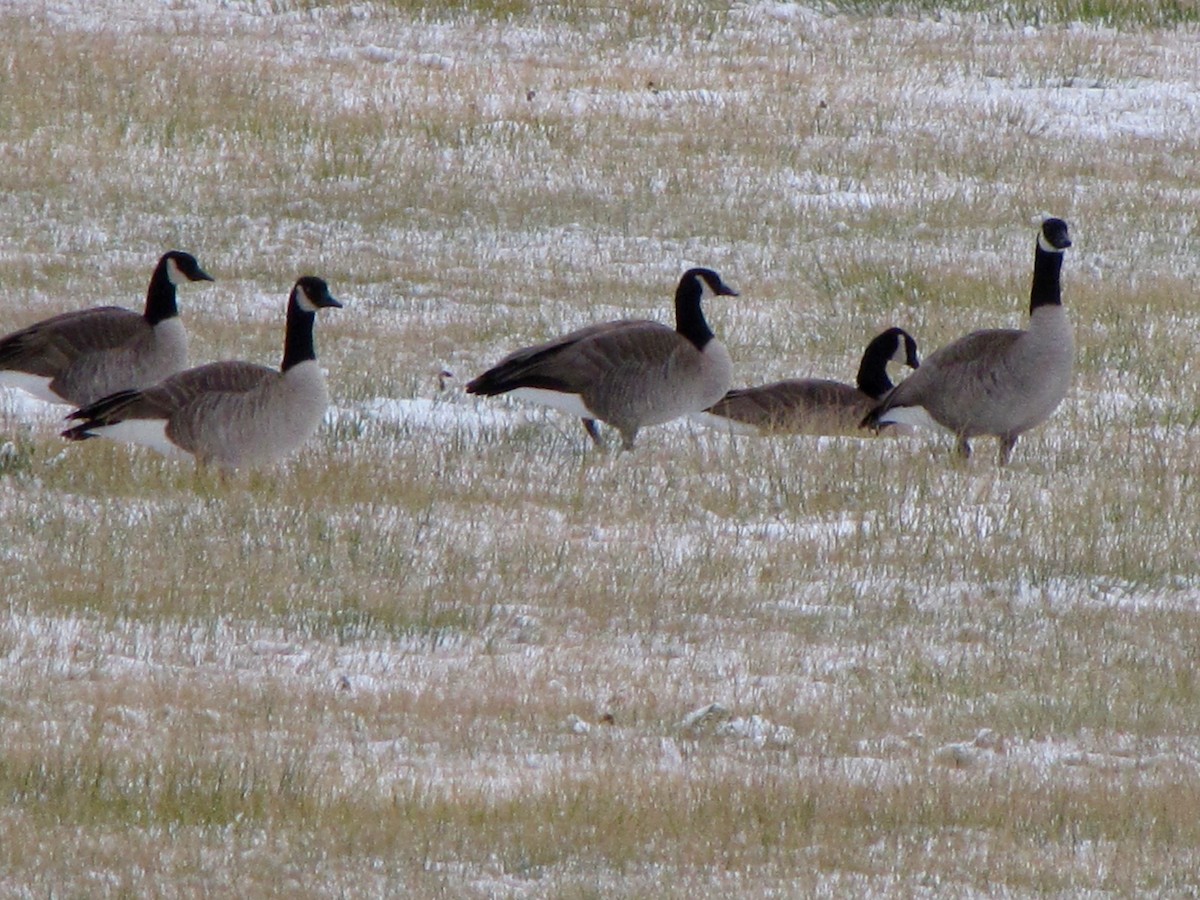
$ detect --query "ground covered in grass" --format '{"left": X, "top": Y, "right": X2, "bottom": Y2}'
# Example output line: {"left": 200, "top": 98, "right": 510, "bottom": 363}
{"left": 2, "top": 0, "right": 1199, "bottom": 896}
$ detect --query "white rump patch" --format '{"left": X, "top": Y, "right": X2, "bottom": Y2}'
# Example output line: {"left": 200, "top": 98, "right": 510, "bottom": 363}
{"left": 0, "top": 371, "right": 66, "bottom": 404}
{"left": 689, "top": 410, "right": 762, "bottom": 436}
{"left": 90, "top": 419, "right": 191, "bottom": 460}
{"left": 877, "top": 405, "right": 945, "bottom": 433}
{"left": 507, "top": 387, "right": 595, "bottom": 419}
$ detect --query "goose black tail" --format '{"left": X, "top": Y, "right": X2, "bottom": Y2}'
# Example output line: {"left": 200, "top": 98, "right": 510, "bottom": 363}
{"left": 61, "top": 422, "right": 99, "bottom": 442}
{"left": 61, "top": 388, "right": 142, "bottom": 440}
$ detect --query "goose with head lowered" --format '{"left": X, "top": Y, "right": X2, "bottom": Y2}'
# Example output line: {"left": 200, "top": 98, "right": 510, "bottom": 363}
{"left": 0, "top": 251, "right": 213, "bottom": 407}
{"left": 63, "top": 276, "right": 341, "bottom": 469}
{"left": 861, "top": 216, "right": 1074, "bottom": 465}
{"left": 466, "top": 267, "right": 738, "bottom": 450}
{"left": 692, "top": 326, "right": 920, "bottom": 436}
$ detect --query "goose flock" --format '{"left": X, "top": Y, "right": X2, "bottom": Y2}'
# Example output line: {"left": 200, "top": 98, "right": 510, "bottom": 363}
{"left": 0, "top": 216, "right": 1073, "bottom": 469}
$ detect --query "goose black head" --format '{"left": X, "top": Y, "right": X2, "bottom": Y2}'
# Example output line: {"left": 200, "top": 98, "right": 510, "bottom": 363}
{"left": 162, "top": 251, "right": 215, "bottom": 285}
{"left": 293, "top": 276, "right": 343, "bottom": 312}
{"left": 1037, "top": 217, "right": 1071, "bottom": 253}
{"left": 897, "top": 328, "right": 920, "bottom": 369}
{"left": 680, "top": 267, "right": 739, "bottom": 300}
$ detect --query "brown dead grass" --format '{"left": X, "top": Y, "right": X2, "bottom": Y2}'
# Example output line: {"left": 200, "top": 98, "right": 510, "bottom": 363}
{"left": 2, "top": 1, "right": 1200, "bottom": 897}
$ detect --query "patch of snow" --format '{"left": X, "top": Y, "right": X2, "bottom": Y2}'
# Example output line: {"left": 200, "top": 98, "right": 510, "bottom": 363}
{"left": 680, "top": 702, "right": 731, "bottom": 731}
{"left": 715, "top": 715, "right": 796, "bottom": 748}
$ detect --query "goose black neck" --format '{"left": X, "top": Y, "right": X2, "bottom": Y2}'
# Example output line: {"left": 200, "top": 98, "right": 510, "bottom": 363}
{"left": 674, "top": 282, "right": 715, "bottom": 350}
{"left": 856, "top": 346, "right": 895, "bottom": 399}
{"left": 281, "top": 293, "right": 318, "bottom": 371}
{"left": 143, "top": 259, "right": 180, "bottom": 325}
{"left": 1029, "top": 244, "right": 1065, "bottom": 313}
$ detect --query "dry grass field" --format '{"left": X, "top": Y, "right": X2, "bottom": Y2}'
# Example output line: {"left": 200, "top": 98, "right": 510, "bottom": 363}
{"left": 2, "top": 0, "right": 1200, "bottom": 896}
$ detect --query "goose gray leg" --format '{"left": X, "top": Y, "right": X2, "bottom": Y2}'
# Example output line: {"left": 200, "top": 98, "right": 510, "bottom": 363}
{"left": 998, "top": 434, "right": 1018, "bottom": 466}
{"left": 954, "top": 435, "right": 972, "bottom": 459}
{"left": 582, "top": 418, "right": 603, "bottom": 447}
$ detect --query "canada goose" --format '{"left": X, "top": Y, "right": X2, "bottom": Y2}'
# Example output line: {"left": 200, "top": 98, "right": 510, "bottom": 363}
{"left": 62, "top": 276, "right": 341, "bottom": 469}
{"left": 693, "top": 327, "right": 920, "bottom": 436}
{"left": 0, "top": 251, "right": 213, "bottom": 406}
{"left": 861, "top": 216, "right": 1074, "bottom": 464}
{"left": 466, "top": 267, "right": 738, "bottom": 450}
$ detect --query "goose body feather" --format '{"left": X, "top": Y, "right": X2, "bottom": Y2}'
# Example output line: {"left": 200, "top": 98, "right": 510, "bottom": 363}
{"left": 863, "top": 216, "right": 1074, "bottom": 464}
{"left": 877, "top": 310, "right": 1072, "bottom": 440}
{"left": 467, "top": 268, "right": 737, "bottom": 449}
{"left": 698, "top": 379, "right": 874, "bottom": 435}
{"left": 0, "top": 251, "right": 211, "bottom": 406}
{"left": 695, "top": 326, "right": 920, "bottom": 436}
{"left": 64, "top": 277, "right": 339, "bottom": 469}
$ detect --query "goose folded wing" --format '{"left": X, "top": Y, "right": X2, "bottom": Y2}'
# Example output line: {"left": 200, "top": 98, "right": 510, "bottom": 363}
{"left": 712, "top": 380, "right": 866, "bottom": 432}
{"left": 0, "top": 307, "right": 142, "bottom": 375}
{"left": 880, "top": 328, "right": 1023, "bottom": 409}
{"left": 467, "top": 320, "right": 659, "bottom": 394}
{"left": 70, "top": 361, "right": 275, "bottom": 426}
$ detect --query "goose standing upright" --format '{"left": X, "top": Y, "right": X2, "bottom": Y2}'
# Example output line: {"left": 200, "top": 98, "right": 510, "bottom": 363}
{"left": 63, "top": 276, "right": 341, "bottom": 469}
{"left": 466, "top": 267, "right": 738, "bottom": 450}
{"left": 693, "top": 327, "right": 920, "bottom": 436}
{"left": 0, "top": 251, "right": 213, "bottom": 406}
{"left": 862, "top": 216, "right": 1074, "bottom": 464}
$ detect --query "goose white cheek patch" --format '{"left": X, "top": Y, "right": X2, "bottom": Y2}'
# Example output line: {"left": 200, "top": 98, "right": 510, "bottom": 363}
{"left": 295, "top": 286, "right": 319, "bottom": 312}
{"left": 165, "top": 257, "right": 185, "bottom": 285}
{"left": 1037, "top": 231, "right": 1068, "bottom": 253}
